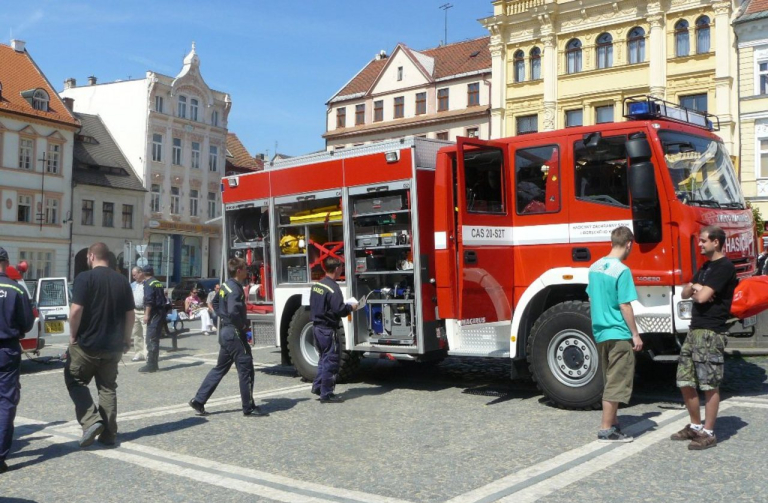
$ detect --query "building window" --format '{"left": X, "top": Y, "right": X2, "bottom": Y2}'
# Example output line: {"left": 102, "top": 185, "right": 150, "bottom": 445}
{"left": 212, "top": 110, "right": 219, "bottom": 127}
{"left": 517, "top": 114, "right": 538, "bottom": 134}
{"left": 178, "top": 95, "right": 187, "bottom": 118}
{"left": 209, "top": 145, "right": 218, "bottom": 172}
{"left": 190, "top": 98, "right": 199, "bottom": 121}
{"left": 189, "top": 189, "right": 199, "bottom": 217}
{"left": 44, "top": 198, "right": 58, "bottom": 225}
{"left": 675, "top": 20, "right": 690, "bottom": 57}
{"left": 415, "top": 92, "right": 426, "bottom": 115}
{"left": 122, "top": 204, "right": 133, "bottom": 229}
{"left": 172, "top": 137, "right": 182, "bottom": 165}
{"left": 759, "top": 138, "right": 768, "bottom": 178}
{"left": 696, "top": 16, "right": 710, "bottom": 54}
{"left": 394, "top": 96, "right": 404, "bottom": 118}
{"left": 680, "top": 93, "right": 707, "bottom": 112}
{"left": 468, "top": 83, "right": 480, "bottom": 106}
{"left": 152, "top": 134, "right": 163, "bottom": 162}
{"left": 150, "top": 185, "right": 161, "bottom": 212}
{"left": 595, "top": 105, "right": 614, "bottom": 123}
{"left": 355, "top": 104, "right": 365, "bottom": 125}
{"left": 155, "top": 96, "right": 164, "bottom": 113}
{"left": 759, "top": 61, "right": 768, "bottom": 95}
{"left": 596, "top": 33, "right": 613, "bottom": 69}
{"left": 102, "top": 202, "right": 114, "bottom": 227}
{"left": 514, "top": 50, "right": 525, "bottom": 82}
{"left": 208, "top": 192, "right": 217, "bottom": 218}
{"left": 19, "top": 250, "right": 53, "bottom": 278}
{"left": 437, "top": 88, "right": 449, "bottom": 111}
{"left": 47, "top": 143, "right": 60, "bottom": 174}
{"left": 466, "top": 127, "right": 479, "bottom": 138}
{"left": 530, "top": 47, "right": 541, "bottom": 80}
{"left": 566, "top": 39, "right": 582, "bottom": 74}
{"left": 81, "top": 199, "right": 94, "bottom": 225}
{"left": 18, "top": 195, "right": 32, "bottom": 223}
{"left": 191, "top": 141, "right": 201, "bottom": 169}
{"left": 566, "top": 109, "right": 583, "bottom": 127}
{"left": 170, "top": 187, "right": 180, "bottom": 214}
{"left": 397, "top": 66, "right": 403, "bottom": 81}
{"left": 336, "top": 107, "right": 346, "bottom": 128}
{"left": 436, "top": 132, "right": 449, "bottom": 140}
{"left": 19, "top": 138, "right": 33, "bottom": 170}
{"left": 32, "top": 89, "right": 49, "bottom": 111}
{"left": 628, "top": 27, "right": 646, "bottom": 64}
{"left": 374, "top": 100, "right": 383, "bottom": 122}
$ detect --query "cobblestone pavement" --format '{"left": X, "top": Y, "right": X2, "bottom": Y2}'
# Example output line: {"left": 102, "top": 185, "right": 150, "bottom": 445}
{"left": 3, "top": 323, "right": 767, "bottom": 502}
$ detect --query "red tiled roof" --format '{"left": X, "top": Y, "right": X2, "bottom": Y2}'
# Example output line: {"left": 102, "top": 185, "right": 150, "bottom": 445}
{"left": 744, "top": 0, "right": 768, "bottom": 15}
{"left": 0, "top": 43, "right": 79, "bottom": 127}
{"left": 332, "top": 37, "right": 490, "bottom": 101}
{"left": 226, "top": 133, "right": 261, "bottom": 172}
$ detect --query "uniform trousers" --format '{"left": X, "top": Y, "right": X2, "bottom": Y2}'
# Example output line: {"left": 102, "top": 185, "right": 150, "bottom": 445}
{"left": 312, "top": 325, "right": 340, "bottom": 399}
{"left": 0, "top": 338, "right": 21, "bottom": 462}
{"left": 193, "top": 326, "right": 255, "bottom": 411}
{"left": 145, "top": 310, "right": 164, "bottom": 367}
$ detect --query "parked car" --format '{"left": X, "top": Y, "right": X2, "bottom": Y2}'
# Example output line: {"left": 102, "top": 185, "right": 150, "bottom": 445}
{"left": 171, "top": 278, "right": 220, "bottom": 310}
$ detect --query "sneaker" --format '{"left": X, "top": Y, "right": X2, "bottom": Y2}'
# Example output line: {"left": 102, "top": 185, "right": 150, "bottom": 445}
{"left": 688, "top": 432, "right": 717, "bottom": 450}
{"left": 188, "top": 399, "right": 208, "bottom": 416}
{"left": 320, "top": 393, "right": 345, "bottom": 404}
{"left": 131, "top": 355, "right": 145, "bottom": 362}
{"left": 597, "top": 427, "right": 633, "bottom": 443}
{"left": 97, "top": 432, "right": 117, "bottom": 447}
{"left": 243, "top": 406, "right": 268, "bottom": 417}
{"left": 203, "top": 331, "right": 210, "bottom": 336}
{"left": 670, "top": 424, "right": 701, "bottom": 441}
{"left": 138, "top": 364, "right": 158, "bottom": 373}
{"left": 79, "top": 422, "right": 105, "bottom": 448}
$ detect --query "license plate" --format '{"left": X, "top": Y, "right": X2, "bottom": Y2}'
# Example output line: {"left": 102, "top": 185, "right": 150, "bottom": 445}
{"left": 743, "top": 316, "right": 757, "bottom": 328}
{"left": 45, "top": 321, "right": 64, "bottom": 333}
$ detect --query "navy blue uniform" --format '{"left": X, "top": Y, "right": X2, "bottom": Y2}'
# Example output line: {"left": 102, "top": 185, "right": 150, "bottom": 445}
{"left": 0, "top": 272, "right": 35, "bottom": 465}
{"left": 310, "top": 277, "right": 351, "bottom": 399}
{"left": 193, "top": 279, "right": 256, "bottom": 412}
{"left": 143, "top": 277, "right": 166, "bottom": 369}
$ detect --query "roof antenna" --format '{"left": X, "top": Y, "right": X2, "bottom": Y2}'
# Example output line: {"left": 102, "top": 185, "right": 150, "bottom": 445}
{"left": 439, "top": 3, "right": 453, "bottom": 45}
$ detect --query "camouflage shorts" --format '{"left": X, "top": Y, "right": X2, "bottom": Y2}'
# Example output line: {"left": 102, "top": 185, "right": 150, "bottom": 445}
{"left": 676, "top": 329, "right": 727, "bottom": 391}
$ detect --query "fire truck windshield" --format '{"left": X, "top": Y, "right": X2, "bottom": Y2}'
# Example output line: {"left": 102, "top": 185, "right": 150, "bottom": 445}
{"left": 659, "top": 130, "right": 745, "bottom": 210}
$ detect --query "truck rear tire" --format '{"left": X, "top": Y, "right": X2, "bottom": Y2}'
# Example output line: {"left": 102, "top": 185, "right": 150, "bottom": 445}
{"left": 526, "top": 301, "right": 602, "bottom": 410}
{"left": 287, "top": 307, "right": 360, "bottom": 383}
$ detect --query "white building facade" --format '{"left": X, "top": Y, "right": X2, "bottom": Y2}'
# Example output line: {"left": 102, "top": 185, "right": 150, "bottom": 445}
{"left": 61, "top": 44, "right": 231, "bottom": 281}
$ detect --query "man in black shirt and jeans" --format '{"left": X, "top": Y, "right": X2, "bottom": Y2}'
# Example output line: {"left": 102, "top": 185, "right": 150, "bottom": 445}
{"left": 672, "top": 226, "right": 737, "bottom": 450}
{"left": 65, "top": 243, "right": 134, "bottom": 447}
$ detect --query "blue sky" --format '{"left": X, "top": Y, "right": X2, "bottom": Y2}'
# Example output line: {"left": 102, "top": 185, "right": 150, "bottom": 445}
{"left": 1, "top": 1, "right": 492, "bottom": 157}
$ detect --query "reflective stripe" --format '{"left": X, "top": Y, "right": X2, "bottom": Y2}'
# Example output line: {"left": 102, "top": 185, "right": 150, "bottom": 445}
{"left": 313, "top": 282, "right": 334, "bottom": 293}
{"left": 0, "top": 283, "right": 25, "bottom": 295}
{"left": 222, "top": 283, "right": 233, "bottom": 294}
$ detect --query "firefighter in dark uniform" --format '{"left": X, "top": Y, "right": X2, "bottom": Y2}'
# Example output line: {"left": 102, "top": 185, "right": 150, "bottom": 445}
{"left": 0, "top": 247, "right": 35, "bottom": 474}
{"left": 310, "top": 257, "right": 358, "bottom": 403}
{"left": 189, "top": 257, "right": 268, "bottom": 417}
{"left": 139, "top": 265, "right": 166, "bottom": 373}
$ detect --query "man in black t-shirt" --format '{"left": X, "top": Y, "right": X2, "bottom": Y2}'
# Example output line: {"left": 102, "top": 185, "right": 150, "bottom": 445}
{"left": 671, "top": 226, "right": 737, "bottom": 451}
{"left": 64, "top": 243, "right": 134, "bottom": 448}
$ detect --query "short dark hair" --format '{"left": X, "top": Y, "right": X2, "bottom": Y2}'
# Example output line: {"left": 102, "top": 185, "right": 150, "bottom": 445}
{"left": 701, "top": 225, "right": 726, "bottom": 252}
{"left": 323, "top": 257, "right": 342, "bottom": 273}
{"left": 89, "top": 242, "right": 109, "bottom": 261}
{"left": 611, "top": 226, "right": 634, "bottom": 248}
{"left": 227, "top": 257, "right": 246, "bottom": 277}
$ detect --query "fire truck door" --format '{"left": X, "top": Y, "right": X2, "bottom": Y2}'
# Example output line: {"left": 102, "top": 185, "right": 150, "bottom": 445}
{"left": 456, "top": 138, "right": 514, "bottom": 323}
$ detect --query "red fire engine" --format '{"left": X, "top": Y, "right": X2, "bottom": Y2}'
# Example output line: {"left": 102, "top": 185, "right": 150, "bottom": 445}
{"left": 220, "top": 96, "right": 756, "bottom": 409}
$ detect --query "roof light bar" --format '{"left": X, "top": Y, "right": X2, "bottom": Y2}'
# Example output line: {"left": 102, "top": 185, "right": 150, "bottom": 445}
{"left": 623, "top": 95, "right": 719, "bottom": 131}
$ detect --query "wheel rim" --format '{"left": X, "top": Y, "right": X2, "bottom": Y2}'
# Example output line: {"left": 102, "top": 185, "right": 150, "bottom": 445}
{"left": 299, "top": 323, "right": 319, "bottom": 367}
{"left": 546, "top": 329, "right": 598, "bottom": 387}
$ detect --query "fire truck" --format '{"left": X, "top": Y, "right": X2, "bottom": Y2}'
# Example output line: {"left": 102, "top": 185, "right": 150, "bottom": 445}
{"left": 220, "top": 96, "right": 756, "bottom": 409}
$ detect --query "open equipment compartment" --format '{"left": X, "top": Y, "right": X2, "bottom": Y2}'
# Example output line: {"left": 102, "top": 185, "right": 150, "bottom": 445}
{"left": 225, "top": 200, "right": 274, "bottom": 308}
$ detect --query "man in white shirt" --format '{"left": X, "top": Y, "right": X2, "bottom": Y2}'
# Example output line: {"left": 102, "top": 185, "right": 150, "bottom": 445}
{"left": 130, "top": 267, "right": 147, "bottom": 362}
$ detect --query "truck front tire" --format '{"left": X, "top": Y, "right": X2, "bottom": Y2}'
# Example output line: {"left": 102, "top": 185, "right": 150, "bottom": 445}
{"left": 287, "top": 307, "right": 360, "bottom": 383}
{"left": 526, "top": 301, "right": 603, "bottom": 410}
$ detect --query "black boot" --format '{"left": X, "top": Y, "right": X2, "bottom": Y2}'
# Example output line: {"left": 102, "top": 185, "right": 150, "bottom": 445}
{"left": 139, "top": 352, "right": 159, "bottom": 373}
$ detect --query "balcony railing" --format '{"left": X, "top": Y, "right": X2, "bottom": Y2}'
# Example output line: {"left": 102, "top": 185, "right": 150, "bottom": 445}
{"left": 506, "top": 0, "right": 546, "bottom": 15}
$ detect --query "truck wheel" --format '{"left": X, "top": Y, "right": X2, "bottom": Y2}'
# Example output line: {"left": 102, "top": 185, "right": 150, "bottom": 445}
{"left": 287, "top": 307, "right": 360, "bottom": 383}
{"left": 526, "top": 301, "right": 602, "bottom": 410}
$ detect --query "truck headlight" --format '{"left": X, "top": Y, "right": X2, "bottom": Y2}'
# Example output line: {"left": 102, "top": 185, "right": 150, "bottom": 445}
{"left": 677, "top": 300, "right": 693, "bottom": 320}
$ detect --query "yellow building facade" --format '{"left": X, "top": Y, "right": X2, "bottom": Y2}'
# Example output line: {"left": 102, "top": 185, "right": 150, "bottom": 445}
{"left": 482, "top": 0, "right": 739, "bottom": 158}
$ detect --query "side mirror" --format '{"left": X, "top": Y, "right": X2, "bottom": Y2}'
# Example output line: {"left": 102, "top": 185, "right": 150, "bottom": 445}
{"left": 583, "top": 132, "right": 606, "bottom": 154}
{"left": 628, "top": 161, "right": 657, "bottom": 201}
{"left": 626, "top": 137, "right": 652, "bottom": 161}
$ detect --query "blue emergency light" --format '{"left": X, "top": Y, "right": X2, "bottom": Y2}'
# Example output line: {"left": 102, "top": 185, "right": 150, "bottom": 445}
{"left": 623, "top": 95, "right": 718, "bottom": 131}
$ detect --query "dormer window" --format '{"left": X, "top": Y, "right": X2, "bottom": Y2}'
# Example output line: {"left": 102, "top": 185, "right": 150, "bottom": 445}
{"left": 32, "top": 89, "right": 49, "bottom": 111}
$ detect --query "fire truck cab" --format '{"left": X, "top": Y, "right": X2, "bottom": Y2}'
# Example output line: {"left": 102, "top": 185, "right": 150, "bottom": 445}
{"left": 221, "top": 96, "right": 756, "bottom": 409}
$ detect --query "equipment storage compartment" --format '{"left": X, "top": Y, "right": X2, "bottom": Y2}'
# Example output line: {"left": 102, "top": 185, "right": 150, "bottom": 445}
{"left": 225, "top": 201, "right": 274, "bottom": 308}
{"left": 350, "top": 182, "right": 416, "bottom": 346}
{"left": 274, "top": 190, "right": 345, "bottom": 284}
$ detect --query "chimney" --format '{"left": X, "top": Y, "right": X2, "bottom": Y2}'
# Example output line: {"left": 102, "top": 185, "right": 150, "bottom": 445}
{"left": 88, "top": 75, "right": 97, "bottom": 86}
{"left": 375, "top": 50, "right": 388, "bottom": 60}
{"left": 62, "top": 97, "right": 74, "bottom": 112}
{"left": 64, "top": 78, "right": 77, "bottom": 89}
{"left": 11, "top": 39, "right": 26, "bottom": 52}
